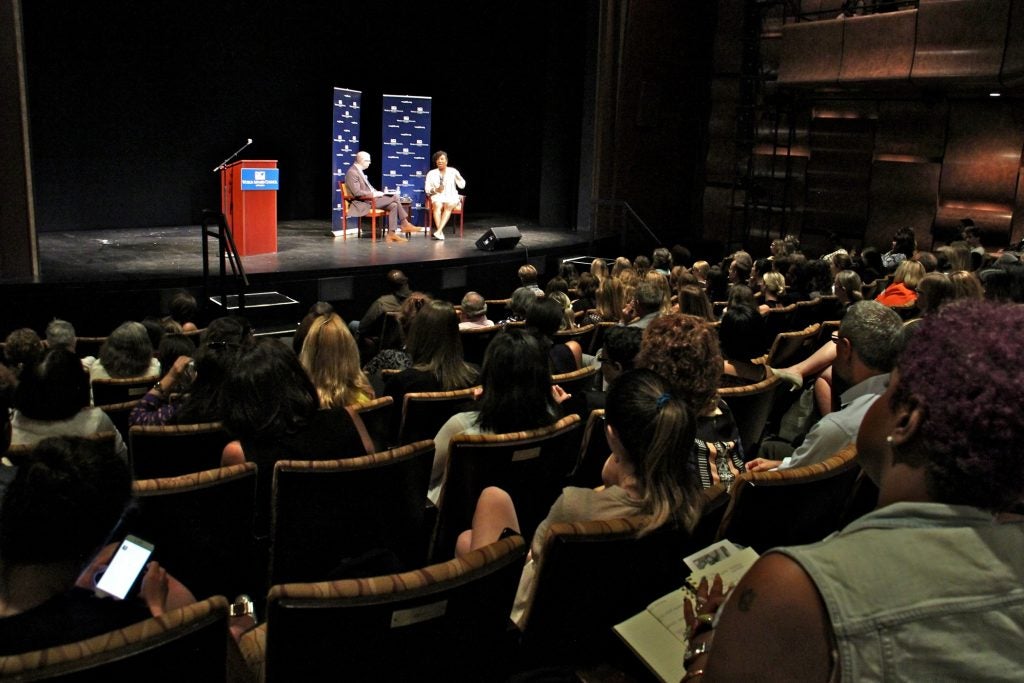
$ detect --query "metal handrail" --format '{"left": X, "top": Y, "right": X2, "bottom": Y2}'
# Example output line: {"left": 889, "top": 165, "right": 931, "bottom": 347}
{"left": 201, "top": 210, "right": 248, "bottom": 315}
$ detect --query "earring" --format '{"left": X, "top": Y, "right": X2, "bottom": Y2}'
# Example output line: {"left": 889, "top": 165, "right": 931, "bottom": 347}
{"left": 886, "top": 435, "right": 894, "bottom": 444}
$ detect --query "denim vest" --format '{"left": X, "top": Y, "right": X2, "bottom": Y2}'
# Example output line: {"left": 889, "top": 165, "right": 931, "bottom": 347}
{"left": 775, "top": 502, "right": 1024, "bottom": 681}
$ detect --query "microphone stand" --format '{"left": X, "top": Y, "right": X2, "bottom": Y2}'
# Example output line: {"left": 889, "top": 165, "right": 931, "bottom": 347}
{"left": 212, "top": 139, "right": 253, "bottom": 173}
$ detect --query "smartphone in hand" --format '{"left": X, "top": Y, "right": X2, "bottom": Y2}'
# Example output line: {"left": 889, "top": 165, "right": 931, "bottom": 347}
{"left": 95, "top": 535, "right": 154, "bottom": 600}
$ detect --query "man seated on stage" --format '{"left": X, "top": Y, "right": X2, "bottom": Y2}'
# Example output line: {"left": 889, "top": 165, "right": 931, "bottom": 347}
{"left": 458, "top": 292, "right": 493, "bottom": 330}
{"left": 344, "top": 151, "right": 418, "bottom": 243}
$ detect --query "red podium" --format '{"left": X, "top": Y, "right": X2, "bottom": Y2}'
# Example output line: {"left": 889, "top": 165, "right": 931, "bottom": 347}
{"left": 220, "top": 160, "right": 278, "bottom": 255}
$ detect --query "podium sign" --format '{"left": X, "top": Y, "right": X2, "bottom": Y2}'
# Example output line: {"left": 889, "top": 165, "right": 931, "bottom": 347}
{"left": 221, "top": 160, "right": 278, "bottom": 255}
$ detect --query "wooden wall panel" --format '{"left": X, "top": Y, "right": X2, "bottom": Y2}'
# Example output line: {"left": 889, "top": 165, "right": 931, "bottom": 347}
{"left": 866, "top": 161, "right": 941, "bottom": 249}
{"left": 874, "top": 100, "right": 948, "bottom": 159}
{"left": 778, "top": 20, "right": 843, "bottom": 86}
{"left": 1002, "top": 0, "right": 1024, "bottom": 88}
{"left": 912, "top": 0, "right": 1012, "bottom": 84}
{"left": 839, "top": 10, "right": 917, "bottom": 84}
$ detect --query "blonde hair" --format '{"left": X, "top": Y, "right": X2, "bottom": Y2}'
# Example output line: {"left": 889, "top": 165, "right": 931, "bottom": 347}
{"left": 595, "top": 277, "right": 625, "bottom": 322}
{"left": 644, "top": 271, "right": 673, "bottom": 314}
{"left": 762, "top": 271, "right": 786, "bottom": 296}
{"left": 894, "top": 259, "right": 926, "bottom": 290}
{"left": 299, "top": 313, "right": 374, "bottom": 408}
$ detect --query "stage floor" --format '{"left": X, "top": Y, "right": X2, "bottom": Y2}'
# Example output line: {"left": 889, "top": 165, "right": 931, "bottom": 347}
{"left": 36, "top": 215, "right": 592, "bottom": 285}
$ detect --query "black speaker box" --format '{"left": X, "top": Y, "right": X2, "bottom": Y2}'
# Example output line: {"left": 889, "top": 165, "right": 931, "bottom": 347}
{"left": 475, "top": 225, "right": 521, "bottom": 251}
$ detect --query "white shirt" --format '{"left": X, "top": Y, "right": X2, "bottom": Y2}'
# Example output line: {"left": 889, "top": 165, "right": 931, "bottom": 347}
{"left": 424, "top": 167, "right": 466, "bottom": 205}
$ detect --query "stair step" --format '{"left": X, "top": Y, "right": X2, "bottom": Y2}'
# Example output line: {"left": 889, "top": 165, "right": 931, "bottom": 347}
{"left": 209, "top": 291, "right": 299, "bottom": 311}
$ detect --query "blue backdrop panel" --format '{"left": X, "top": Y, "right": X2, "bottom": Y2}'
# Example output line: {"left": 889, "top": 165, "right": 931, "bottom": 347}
{"left": 381, "top": 94, "right": 431, "bottom": 225}
{"left": 332, "top": 87, "right": 362, "bottom": 233}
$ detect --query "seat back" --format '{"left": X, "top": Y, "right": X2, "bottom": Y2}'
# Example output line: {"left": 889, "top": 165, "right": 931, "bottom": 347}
{"left": 520, "top": 516, "right": 700, "bottom": 666}
{"left": 130, "top": 463, "right": 258, "bottom": 600}
{"left": 458, "top": 324, "right": 502, "bottom": 366}
{"left": 98, "top": 400, "right": 135, "bottom": 454}
{"left": 431, "top": 414, "right": 583, "bottom": 560}
{"left": 762, "top": 303, "right": 799, "bottom": 343}
{"left": 269, "top": 441, "right": 435, "bottom": 585}
{"left": 398, "top": 387, "right": 478, "bottom": 447}
{"left": 553, "top": 323, "right": 595, "bottom": 349}
{"left": 128, "top": 422, "right": 232, "bottom": 479}
{"left": 262, "top": 537, "right": 527, "bottom": 682}
{"left": 765, "top": 322, "right": 821, "bottom": 368}
{"left": 568, "top": 409, "right": 607, "bottom": 489}
{"left": 0, "top": 596, "right": 229, "bottom": 680}
{"left": 550, "top": 364, "right": 600, "bottom": 397}
{"left": 351, "top": 395, "right": 395, "bottom": 452}
{"left": 587, "top": 320, "right": 619, "bottom": 354}
{"left": 75, "top": 336, "right": 107, "bottom": 360}
{"left": 718, "top": 372, "right": 783, "bottom": 456}
{"left": 715, "top": 445, "right": 862, "bottom": 553}
{"left": 91, "top": 375, "right": 159, "bottom": 407}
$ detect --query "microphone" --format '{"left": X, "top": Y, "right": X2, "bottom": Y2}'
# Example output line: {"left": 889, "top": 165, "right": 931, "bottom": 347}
{"left": 213, "top": 138, "right": 254, "bottom": 173}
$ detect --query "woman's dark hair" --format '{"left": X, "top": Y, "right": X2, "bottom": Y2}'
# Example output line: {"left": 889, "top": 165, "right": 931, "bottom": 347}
{"left": 220, "top": 338, "right": 318, "bottom": 441}
{"left": 605, "top": 369, "right": 701, "bottom": 533}
{"left": 805, "top": 259, "right": 832, "bottom": 296}
{"left": 475, "top": 328, "right": 558, "bottom": 434}
{"left": 406, "top": 301, "right": 478, "bottom": 390}
{"left": 432, "top": 150, "right": 448, "bottom": 164}
{"left": 634, "top": 255, "right": 651, "bottom": 278}
{"left": 576, "top": 272, "right": 598, "bottom": 301}
{"left": 544, "top": 276, "right": 569, "bottom": 296}
{"left": 525, "top": 295, "right": 564, "bottom": 339}
{"left": 141, "top": 318, "right": 165, "bottom": 354}
{"left": 726, "top": 284, "right": 756, "bottom": 311}
{"left": 915, "top": 272, "right": 956, "bottom": 316}
{"left": 0, "top": 436, "right": 131, "bottom": 570}
{"left": 706, "top": 266, "right": 729, "bottom": 302}
{"left": 557, "top": 262, "right": 579, "bottom": 288}
{"left": 3, "top": 328, "right": 43, "bottom": 373}
{"left": 99, "top": 321, "right": 154, "bottom": 378}
{"left": 14, "top": 348, "right": 90, "bottom": 421}
{"left": 677, "top": 285, "right": 715, "bottom": 322}
{"left": 157, "top": 333, "right": 196, "bottom": 378}
{"left": 891, "top": 226, "right": 917, "bottom": 257}
{"left": 719, "top": 305, "right": 767, "bottom": 361}
{"left": 859, "top": 247, "right": 884, "bottom": 278}
{"left": 292, "top": 302, "right": 335, "bottom": 354}
{"left": 652, "top": 247, "right": 672, "bottom": 271}
{"left": 168, "top": 291, "right": 198, "bottom": 325}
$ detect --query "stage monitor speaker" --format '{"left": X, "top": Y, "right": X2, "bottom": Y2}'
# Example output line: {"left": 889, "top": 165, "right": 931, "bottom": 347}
{"left": 475, "top": 226, "right": 521, "bottom": 251}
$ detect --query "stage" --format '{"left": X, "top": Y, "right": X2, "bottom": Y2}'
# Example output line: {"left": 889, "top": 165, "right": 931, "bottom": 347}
{"left": 7, "top": 215, "right": 605, "bottom": 337}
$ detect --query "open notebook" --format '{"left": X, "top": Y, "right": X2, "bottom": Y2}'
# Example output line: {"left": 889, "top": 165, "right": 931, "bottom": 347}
{"left": 613, "top": 540, "right": 759, "bottom": 683}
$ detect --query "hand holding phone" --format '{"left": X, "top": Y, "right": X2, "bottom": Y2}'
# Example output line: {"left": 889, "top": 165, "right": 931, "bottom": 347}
{"left": 95, "top": 535, "right": 154, "bottom": 600}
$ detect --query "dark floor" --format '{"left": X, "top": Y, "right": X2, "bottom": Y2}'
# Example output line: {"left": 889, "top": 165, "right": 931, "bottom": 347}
{"left": 36, "top": 215, "right": 593, "bottom": 284}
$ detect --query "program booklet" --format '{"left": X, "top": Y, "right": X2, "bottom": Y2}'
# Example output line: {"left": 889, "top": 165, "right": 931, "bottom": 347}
{"left": 613, "top": 540, "right": 760, "bottom": 683}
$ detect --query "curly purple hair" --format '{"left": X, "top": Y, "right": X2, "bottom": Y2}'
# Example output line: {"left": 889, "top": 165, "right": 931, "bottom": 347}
{"left": 892, "top": 300, "right": 1024, "bottom": 511}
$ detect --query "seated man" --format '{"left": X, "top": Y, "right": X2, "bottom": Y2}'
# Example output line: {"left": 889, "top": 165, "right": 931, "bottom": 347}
{"left": 746, "top": 301, "right": 903, "bottom": 472}
{"left": 343, "top": 151, "right": 418, "bottom": 243}
{"left": 354, "top": 269, "right": 413, "bottom": 357}
{"left": 625, "top": 281, "right": 664, "bottom": 329}
{"left": 458, "top": 292, "right": 493, "bottom": 330}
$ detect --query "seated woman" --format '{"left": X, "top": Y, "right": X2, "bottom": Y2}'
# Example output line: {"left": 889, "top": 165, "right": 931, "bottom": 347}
{"left": 571, "top": 272, "right": 598, "bottom": 313}
{"left": 676, "top": 284, "right": 716, "bottom": 322}
{"left": 581, "top": 276, "right": 625, "bottom": 326}
{"left": 456, "top": 369, "right": 702, "bottom": 629}
{"left": 220, "top": 338, "right": 373, "bottom": 535}
{"left": 362, "top": 292, "right": 432, "bottom": 380}
{"left": 12, "top": 348, "right": 128, "bottom": 461}
{"left": 299, "top": 313, "right": 374, "bottom": 408}
{"left": 129, "top": 316, "right": 248, "bottom": 427}
{"left": 292, "top": 301, "right": 335, "bottom": 355}
{"left": 636, "top": 314, "right": 745, "bottom": 489}
{"left": 525, "top": 295, "right": 582, "bottom": 373}
{"left": 424, "top": 150, "right": 465, "bottom": 240}
{"left": 833, "top": 269, "right": 863, "bottom": 314}
{"left": 688, "top": 300, "right": 1024, "bottom": 680}
{"left": 758, "top": 272, "right": 786, "bottom": 314}
{"left": 0, "top": 436, "right": 195, "bottom": 654}
{"left": 384, "top": 301, "right": 479, "bottom": 416}
{"left": 89, "top": 321, "right": 160, "bottom": 381}
{"left": 719, "top": 305, "right": 772, "bottom": 387}
{"left": 875, "top": 259, "right": 925, "bottom": 306}
{"left": 428, "top": 328, "right": 562, "bottom": 504}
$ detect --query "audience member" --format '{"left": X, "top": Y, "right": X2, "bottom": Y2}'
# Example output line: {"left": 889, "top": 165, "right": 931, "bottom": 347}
{"left": 833, "top": 269, "right": 863, "bottom": 313}
{"left": 518, "top": 264, "right": 540, "bottom": 292}
{"left": 676, "top": 284, "right": 715, "bottom": 322}
{"left": 156, "top": 333, "right": 195, "bottom": 378}
{"left": 747, "top": 301, "right": 903, "bottom": 472}
{"left": 458, "top": 369, "right": 702, "bottom": 628}
{"left": 949, "top": 270, "right": 984, "bottom": 301}
{"left": 354, "top": 269, "right": 413, "bottom": 354}
{"left": 758, "top": 272, "right": 786, "bottom": 313}
{"left": 692, "top": 300, "right": 1024, "bottom": 681}
{"left": 651, "top": 247, "right": 672, "bottom": 275}
{"left": 166, "top": 291, "right": 199, "bottom": 332}
{"left": 500, "top": 287, "right": 540, "bottom": 325}
{"left": 0, "top": 436, "right": 195, "bottom": 654}
{"left": 914, "top": 272, "right": 956, "bottom": 317}
{"left": 361, "top": 291, "right": 432, "bottom": 379}
{"left": 719, "top": 306, "right": 772, "bottom": 387}
{"left": 571, "top": 272, "right": 598, "bottom": 313}
{"left": 3, "top": 328, "right": 43, "bottom": 378}
{"left": 221, "top": 338, "right": 373, "bottom": 535}
{"left": 590, "top": 258, "right": 608, "bottom": 282}
{"left": 300, "top": 313, "right": 374, "bottom": 408}
{"left": 875, "top": 259, "right": 924, "bottom": 306}
{"left": 292, "top": 301, "right": 335, "bottom": 355}
{"left": 44, "top": 319, "right": 77, "bottom": 353}
{"left": 458, "top": 291, "right": 494, "bottom": 329}
{"left": 12, "top": 348, "right": 127, "bottom": 460}
{"left": 90, "top": 321, "right": 160, "bottom": 380}
{"left": 625, "top": 281, "right": 664, "bottom": 329}
{"left": 881, "top": 226, "right": 917, "bottom": 271}
{"left": 584, "top": 277, "right": 625, "bottom": 325}
{"left": 428, "top": 328, "right": 562, "bottom": 503}
{"left": 525, "top": 295, "right": 581, "bottom": 373}
{"left": 636, "top": 314, "right": 745, "bottom": 488}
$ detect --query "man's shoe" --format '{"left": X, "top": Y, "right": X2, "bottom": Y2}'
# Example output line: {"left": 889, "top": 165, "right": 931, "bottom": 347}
{"left": 386, "top": 231, "right": 407, "bottom": 243}
{"left": 400, "top": 220, "right": 421, "bottom": 235}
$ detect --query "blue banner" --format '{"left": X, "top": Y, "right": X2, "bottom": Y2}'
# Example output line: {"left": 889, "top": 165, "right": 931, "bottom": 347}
{"left": 382, "top": 94, "right": 431, "bottom": 225}
{"left": 332, "top": 87, "right": 362, "bottom": 233}
{"left": 240, "top": 167, "right": 279, "bottom": 191}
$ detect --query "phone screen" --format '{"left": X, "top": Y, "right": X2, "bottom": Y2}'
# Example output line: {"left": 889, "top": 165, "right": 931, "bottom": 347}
{"left": 96, "top": 535, "right": 154, "bottom": 599}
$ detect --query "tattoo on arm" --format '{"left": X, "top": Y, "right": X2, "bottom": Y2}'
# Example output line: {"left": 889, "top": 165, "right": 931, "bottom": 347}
{"left": 738, "top": 588, "right": 756, "bottom": 612}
